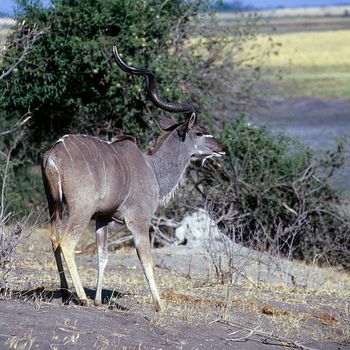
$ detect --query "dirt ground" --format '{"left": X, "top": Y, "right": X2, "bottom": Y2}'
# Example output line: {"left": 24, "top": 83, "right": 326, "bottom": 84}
{"left": 0, "top": 226, "right": 349, "bottom": 350}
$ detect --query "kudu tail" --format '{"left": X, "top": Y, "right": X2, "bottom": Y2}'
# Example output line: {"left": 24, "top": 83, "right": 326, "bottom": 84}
{"left": 41, "top": 153, "right": 63, "bottom": 221}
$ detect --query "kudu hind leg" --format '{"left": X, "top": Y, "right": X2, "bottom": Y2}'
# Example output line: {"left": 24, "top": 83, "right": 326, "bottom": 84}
{"left": 127, "top": 221, "right": 161, "bottom": 312}
{"left": 42, "top": 164, "right": 69, "bottom": 301}
{"left": 49, "top": 216, "right": 70, "bottom": 302}
{"left": 60, "top": 217, "right": 90, "bottom": 305}
{"left": 94, "top": 219, "right": 108, "bottom": 306}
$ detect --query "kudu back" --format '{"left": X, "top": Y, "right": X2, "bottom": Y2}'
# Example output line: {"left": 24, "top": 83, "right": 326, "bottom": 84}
{"left": 42, "top": 46, "right": 224, "bottom": 311}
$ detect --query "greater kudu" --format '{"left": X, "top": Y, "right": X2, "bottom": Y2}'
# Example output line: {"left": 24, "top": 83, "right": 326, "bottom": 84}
{"left": 41, "top": 46, "right": 224, "bottom": 311}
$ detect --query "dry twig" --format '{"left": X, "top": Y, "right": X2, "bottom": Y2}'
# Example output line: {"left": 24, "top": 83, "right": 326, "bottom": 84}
{"left": 216, "top": 320, "right": 318, "bottom": 350}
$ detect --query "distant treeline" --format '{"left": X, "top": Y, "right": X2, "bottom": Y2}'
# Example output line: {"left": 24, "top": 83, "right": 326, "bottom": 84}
{"left": 214, "top": 1, "right": 256, "bottom": 12}
{"left": 214, "top": 1, "right": 350, "bottom": 12}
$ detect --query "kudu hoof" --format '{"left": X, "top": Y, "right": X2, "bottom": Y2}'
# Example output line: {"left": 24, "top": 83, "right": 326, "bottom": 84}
{"left": 155, "top": 302, "right": 162, "bottom": 312}
{"left": 94, "top": 299, "right": 102, "bottom": 307}
{"left": 78, "top": 298, "right": 88, "bottom": 306}
{"left": 61, "top": 290, "right": 72, "bottom": 305}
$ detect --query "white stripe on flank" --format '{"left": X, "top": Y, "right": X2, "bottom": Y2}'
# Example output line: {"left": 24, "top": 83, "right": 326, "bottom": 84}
{"left": 56, "top": 134, "right": 70, "bottom": 144}
{"left": 56, "top": 135, "right": 74, "bottom": 163}
{"left": 48, "top": 157, "right": 63, "bottom": 202}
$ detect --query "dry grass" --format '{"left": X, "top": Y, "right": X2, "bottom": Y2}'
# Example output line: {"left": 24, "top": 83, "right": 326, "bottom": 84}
{"left": 215, "top": 7, "right": 350, "bottom": 99}
{"left": 7, "top": 226, "right": 349, "bottom": 345}
{"left": 251, "top": 30, "right": 350, "bottom": 99}
{"left": 189, "top": 23, "right": 350, "bottom": 98}
{"left": 138, "top": 276, "right": 349, "bottom": 342}
{"left": 5, "top": 330, "right": 36, "bottom": 350}
{"left": 256, "top": 30, "right": 350, "bottom": 68}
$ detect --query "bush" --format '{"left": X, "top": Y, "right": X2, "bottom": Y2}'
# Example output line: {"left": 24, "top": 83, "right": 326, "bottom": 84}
{"left": 1, "top": 0, "right": 270, "bottom": 211}
{"left": 1, "top": 2, "right": 349, "bottom": 269}
{"left": 196, "top": 117, "right": 350, "bottom": 268}
{"left": 0, "top": 0, "right": 215, "bottom": 161}
{"left": 0, "top": 0, "right": 214, "bottom": 211}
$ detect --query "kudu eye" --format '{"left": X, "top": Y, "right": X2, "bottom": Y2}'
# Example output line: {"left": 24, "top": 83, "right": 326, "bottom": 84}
{"left": 196, "top": 132, "right": 204, "bottom": 137}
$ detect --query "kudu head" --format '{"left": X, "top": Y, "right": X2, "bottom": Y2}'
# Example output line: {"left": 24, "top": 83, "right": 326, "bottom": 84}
{"left": 112, "top": 46, "right": 224, "bottom": 162}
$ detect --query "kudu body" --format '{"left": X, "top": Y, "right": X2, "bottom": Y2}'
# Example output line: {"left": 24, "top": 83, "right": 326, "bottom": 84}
{"left": 42, "top": 47, "right": 224, "bottom": 311}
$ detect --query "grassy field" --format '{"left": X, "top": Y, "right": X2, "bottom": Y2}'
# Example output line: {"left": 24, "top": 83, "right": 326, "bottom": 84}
{"left": 256, "top": 30, "right": 350, "bottom": 99}
{"left": 217, "top": 7, "right": 350, "bottom": 99}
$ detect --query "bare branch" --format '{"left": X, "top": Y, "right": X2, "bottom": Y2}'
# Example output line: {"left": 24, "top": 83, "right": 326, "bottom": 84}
{"left": 0, "top": 112, "right": 31, "bottom": 137}
{"left": 0, "top": 129, "right": 25, "bottom": 220}
{"left": 216, "top": 320, "right": 318, "bottom": 350}
{"left": 0, "top": 21, "right": 45, "bottom": 81}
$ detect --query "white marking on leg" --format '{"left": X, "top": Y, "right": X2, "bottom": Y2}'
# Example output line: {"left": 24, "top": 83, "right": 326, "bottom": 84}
{"left": 95, "top": 245, "right": 108, "bottom": 304}
{"left": 95, "top": 226, "right": 108, "bottom": 305}
{"left": 143, "top": 263, "right": 161, "bottom": 310}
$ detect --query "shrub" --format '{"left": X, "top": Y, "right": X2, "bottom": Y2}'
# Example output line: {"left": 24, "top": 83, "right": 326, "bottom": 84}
{"left": 1, "top": 2, "right": 348, "bottom": 270}
{"left": 196, "top": 117, "right": 350, "bottom": 268}
{"left": 0, "top": 0, "right": 270, "bottom": 211}
{"left": 0, "top": 0, "right": 215, "bottom": 160}
{"left": 0, "top": 0, "right": 214, "bottom": 211}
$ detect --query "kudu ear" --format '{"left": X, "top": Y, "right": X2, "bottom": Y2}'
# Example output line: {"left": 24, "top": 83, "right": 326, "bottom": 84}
{"left": 177, "top": 113, "right": 197, "bottom": 138}
{"left": 157, "top": 115, "right": 182, "bottom": 131}
{"left": 187, "top": 113, "right": 197, "bottom": 130}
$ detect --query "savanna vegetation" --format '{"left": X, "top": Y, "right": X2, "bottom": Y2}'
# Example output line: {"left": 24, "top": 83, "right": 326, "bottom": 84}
{"left": 256, "top": 30, "right": 350, "bottom": 99}
{"left": 0, "top": 2, "right": 349, "bottom": 348}
{"left": 0, "top": 0, "right": 349, "bottom": 288}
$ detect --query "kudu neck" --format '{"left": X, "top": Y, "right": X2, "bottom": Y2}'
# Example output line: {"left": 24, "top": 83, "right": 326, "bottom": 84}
{"left": 147, "top": 131, "right": 191, "bottom": 204}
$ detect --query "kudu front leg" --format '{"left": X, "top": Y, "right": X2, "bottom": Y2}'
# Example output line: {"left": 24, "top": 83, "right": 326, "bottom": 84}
{"left": 127, "top": 221, "right": 162, "bottom": 312}
{"left": 95, "top": 219, "right": 108, "bottom": 306}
